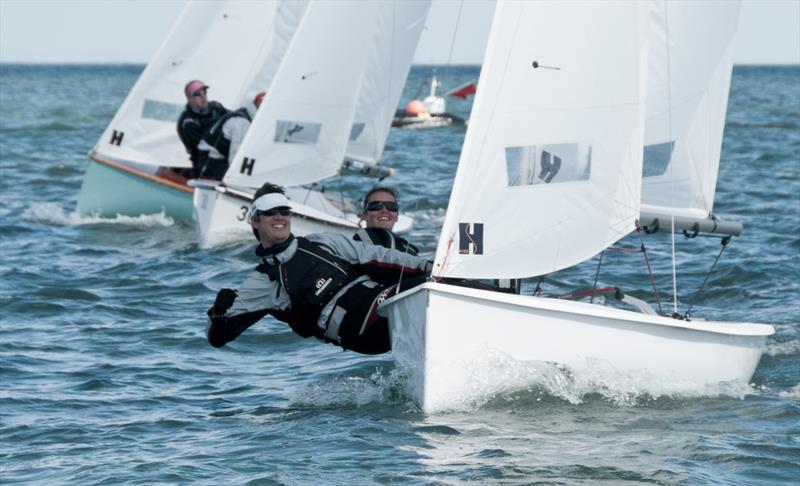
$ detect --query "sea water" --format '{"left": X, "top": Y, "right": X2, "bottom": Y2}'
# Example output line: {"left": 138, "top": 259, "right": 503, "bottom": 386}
{"left": 1, "top": 64, "right": 798, "bottom": 484}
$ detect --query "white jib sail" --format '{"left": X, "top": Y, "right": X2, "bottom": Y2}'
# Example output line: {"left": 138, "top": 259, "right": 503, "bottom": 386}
{"left": 223, "top": 0, "right": 380, "bottom": 189}
{"left": 345, "top": 0, "right": 431, "bottom": 165}
{"left": 94, "top": 0, "right": 292, "bottom": 169}
{"left": 432, "top": 0, "right": 649, "bottom": 280}
{"left": 641, "top": 0, "right": 740, "bottom": 220}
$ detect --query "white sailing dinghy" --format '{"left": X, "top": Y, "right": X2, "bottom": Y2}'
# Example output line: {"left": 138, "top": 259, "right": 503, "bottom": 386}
{"left": 77, "top": 1, "right": 305, "bottom": 220}
{"left": 380, "top": 0, "right": 774, "bottom": 414}
{"left": 192, "top": 0, "right": 431, "bottom": 248}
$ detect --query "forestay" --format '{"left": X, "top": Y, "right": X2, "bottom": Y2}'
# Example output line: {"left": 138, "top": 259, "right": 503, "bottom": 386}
{"left": 432, "top": 1, "right": 649, "bottom": 279}
{"left": 223, "top": 0, "right": 380, "bottom": 189}
{"left": 94, "top": 1, "right": 303, "bottom": 169}
{"left": 345, "top": 0, "right": 431, "bottom": 165}
{"left": 641, "top": 0, "right": 740, "bottom": 221}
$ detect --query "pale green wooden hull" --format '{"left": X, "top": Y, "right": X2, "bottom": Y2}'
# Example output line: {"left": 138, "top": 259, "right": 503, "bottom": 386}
{"left": 76, "top": 158, "right": 194, "bottom": 221}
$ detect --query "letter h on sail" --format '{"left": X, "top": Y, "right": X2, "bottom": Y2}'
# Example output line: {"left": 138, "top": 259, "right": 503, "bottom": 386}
{"left": 109, "top": 130, "right": 124, "bottom": 146}
{"left": 458, "top": 223, "right": 484, "bottom": 255}
{"left": 240, "top": 157, "right": 256, "bottom": 175}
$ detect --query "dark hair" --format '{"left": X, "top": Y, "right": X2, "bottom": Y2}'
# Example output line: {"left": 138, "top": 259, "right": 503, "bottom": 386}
{"left": 251, "top": 182, "right": 286, "bottom": 240}
{"left": 362, "top": 186, "right": 398, "bottom": 210}
{"left": 254, "top": 182, "right": 285, "bottom": 200}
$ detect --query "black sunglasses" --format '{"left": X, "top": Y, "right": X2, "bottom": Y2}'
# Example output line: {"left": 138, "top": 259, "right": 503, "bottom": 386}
{"left": 192, "top": 89, "right": 207, "bottom": 97}
{"left": 257, "top": 208, "right": 291, "bottom": 217}
{"left": 365, "top": 200, "right": 398, "bottom": 212}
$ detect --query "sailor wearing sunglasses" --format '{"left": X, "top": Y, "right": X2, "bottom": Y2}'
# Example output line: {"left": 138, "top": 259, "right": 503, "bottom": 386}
{"left": 206, "top": 184, "right": 432, "bottom": 355}
{"left": 354, "top": 187, "right": 419, "bottom": 256}
{"left": 176, "top": 79, "right": 228, "bottom": 176}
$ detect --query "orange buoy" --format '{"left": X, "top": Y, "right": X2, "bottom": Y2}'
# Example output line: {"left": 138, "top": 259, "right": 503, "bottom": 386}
{"left": 405, "top": 99, "right": 425, "bottom": 116}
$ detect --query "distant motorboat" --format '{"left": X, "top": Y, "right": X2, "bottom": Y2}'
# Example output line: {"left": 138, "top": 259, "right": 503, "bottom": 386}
{"left": 391, "top": 73, "right": 474, "bottom": 129}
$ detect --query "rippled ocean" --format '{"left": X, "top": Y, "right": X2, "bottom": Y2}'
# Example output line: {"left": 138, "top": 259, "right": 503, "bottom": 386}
{"left": 1, "top": 64, "right": 798, "bottom": 484}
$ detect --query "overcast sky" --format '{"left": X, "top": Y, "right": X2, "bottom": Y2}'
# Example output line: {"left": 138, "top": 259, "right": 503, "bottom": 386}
{"left": 1, "top": 0, "right": 798, "bottom": 65}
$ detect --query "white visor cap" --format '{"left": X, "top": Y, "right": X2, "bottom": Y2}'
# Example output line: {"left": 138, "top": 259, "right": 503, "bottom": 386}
{"left": 248, "top": 193, "right": 292, "bottom": 221}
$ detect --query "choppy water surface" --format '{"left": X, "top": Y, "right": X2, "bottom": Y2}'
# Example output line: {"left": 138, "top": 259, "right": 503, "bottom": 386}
{"left": 1, "top": 64, "right": 798, "bottom": 484}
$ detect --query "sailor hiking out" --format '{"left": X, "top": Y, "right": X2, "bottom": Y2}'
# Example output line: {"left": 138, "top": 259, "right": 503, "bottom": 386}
{"left": 206, "top": 183, "right": 431, "bottom": 354}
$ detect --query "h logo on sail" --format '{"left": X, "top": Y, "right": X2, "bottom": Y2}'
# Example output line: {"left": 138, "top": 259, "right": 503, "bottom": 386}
{"left": 240, "top": 157, "right": 256, "bottom": 176}
{"left": 109, "top": 130, "right": 124, "bottom": 146}
{"left": 459, "top": 223, "right": 484, "bottom": 255}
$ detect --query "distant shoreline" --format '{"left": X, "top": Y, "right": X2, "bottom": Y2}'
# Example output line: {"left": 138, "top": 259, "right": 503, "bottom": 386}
{"left": 1, "top": 62, "right": 798, "bottom": 68}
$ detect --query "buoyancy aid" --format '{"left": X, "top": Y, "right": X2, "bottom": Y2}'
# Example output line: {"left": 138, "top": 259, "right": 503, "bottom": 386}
{"left": 255, "top": 237, "right": 358, "bottom": 338}
{"left": 201, "top": 107, "right": 252, "bottom": 160}
{"left": 354, "top": 227, "right": 419, "bottom": 256}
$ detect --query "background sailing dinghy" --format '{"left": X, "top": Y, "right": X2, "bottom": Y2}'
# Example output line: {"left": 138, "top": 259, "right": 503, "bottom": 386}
{"left": 380, "top": 0, "right": 774, "bottom": 414}
{"left": 76, "top": 1, "right": 305, "bottom": 220}
{"left": 192, "top": 0, "right": 430, "bottom": 248}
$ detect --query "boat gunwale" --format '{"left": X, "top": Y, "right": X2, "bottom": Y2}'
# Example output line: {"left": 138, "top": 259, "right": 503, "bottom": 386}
{"left": 90, "top": 152, "right": 193, "bottom": 193}
{"left": 193, "top": 181, "right": 361, "bottom": 231}
{"left": 381, "top": 282, "right": 775, "bottom": 337}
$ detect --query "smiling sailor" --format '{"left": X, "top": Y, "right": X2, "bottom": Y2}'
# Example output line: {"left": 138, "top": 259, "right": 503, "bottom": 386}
{"left": 206, "top": 183, "right": 432, "bottom": 355}
{"left": 354, "top": 186, "right": 419, "bottom": 256}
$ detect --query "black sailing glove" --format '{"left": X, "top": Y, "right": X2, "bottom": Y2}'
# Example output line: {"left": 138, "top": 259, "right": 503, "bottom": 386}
{"left": 209, "top": 288, "right": 237, "bottom": 317}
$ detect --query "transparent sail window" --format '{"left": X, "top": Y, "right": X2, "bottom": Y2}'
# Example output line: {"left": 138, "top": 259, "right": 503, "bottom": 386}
{"left": 274, "top": 121, "right": 322, "bottom": 144}
{"left": 349, "top": 123, "right": 365, "bottom": 141}
{"left": 643, "top": 141, "right": 674, "bottom": 177}
{"left": 505, "top": 143, "right": 592, "bottom": 187}
{"left": 142, "top": 99, "right": 184, "bottom": 122}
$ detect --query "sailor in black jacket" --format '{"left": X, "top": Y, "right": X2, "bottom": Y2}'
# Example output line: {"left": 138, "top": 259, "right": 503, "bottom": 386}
{"left": 176, "top": 80, "right": 228, "bottom": 175}
{"left": 206, "top": 187, "right": 431, "bottom": 355}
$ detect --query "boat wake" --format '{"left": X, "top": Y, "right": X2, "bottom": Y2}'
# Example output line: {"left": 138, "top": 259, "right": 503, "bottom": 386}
{"left": 288, "top": 366, "right": 413, "bottom": 410}
{"left": 22, "top": 202, "right": 175, "bottom": 228}
{"left": 764, "top": 336, "right": 800, "bottom": 356}
{"left": 287, "top": 354, "right": 766, "bottom": 413}
{"left": 200, "top": 225, "right": 253, "bottom": 249}
{"left": 396, "top": 351, "right": 759, "bottom": 412}
{"left": 778, "top": 384, "right": 800, "bottom": 400}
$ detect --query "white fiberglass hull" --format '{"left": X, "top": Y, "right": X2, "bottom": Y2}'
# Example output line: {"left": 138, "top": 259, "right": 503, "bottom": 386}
{"left": 381, "top": 282, "right": 774, "bottom": 414}
{"left": 192, "top": 181, "right": 361, "bottom": 248}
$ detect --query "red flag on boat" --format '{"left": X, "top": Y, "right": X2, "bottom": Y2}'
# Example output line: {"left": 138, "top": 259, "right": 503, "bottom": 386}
{"left": 446, "top": 82, "right": 477, "bottom": 99}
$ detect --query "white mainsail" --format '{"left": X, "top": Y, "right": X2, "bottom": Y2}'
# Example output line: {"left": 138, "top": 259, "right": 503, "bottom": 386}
{"left": 432, "top": 0, "right": 649, "bottom": 279}
{"left": 222, "top": 0, "right": 380, "bottom": 189}
{"left": 641, "top": 0, "right": 740, "bottom": 222}
{"left": 94, "top": 0, "right": 302, "bottom": 169}
{"left": 345, "top": 0, "right": 431, "bottom": 165}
